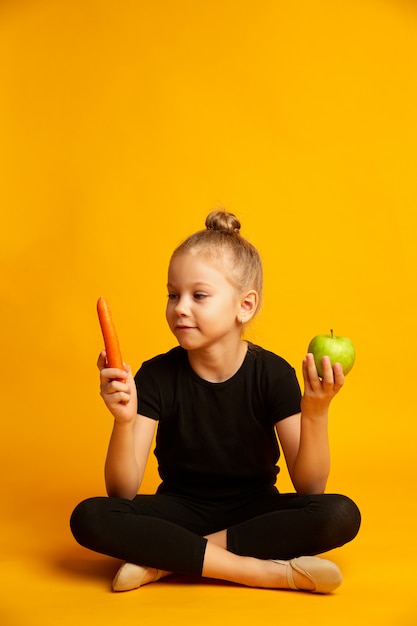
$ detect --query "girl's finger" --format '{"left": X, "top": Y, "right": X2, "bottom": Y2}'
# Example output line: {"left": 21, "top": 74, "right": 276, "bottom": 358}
{"left": 97, "top": 350, "right": 107, "bottom": 370}
{"left": 320, "top": 356, "right": 335, "bottom": 386}
{"left": 302, "top": 355, "right": 312, "bottom": 389}
{"left": 100, "top": 368, "right": 128, "bottom": 386}
{"left": 305, "top": 353, "right": 322, "bottom": 384}
{"left": 100, "top": 377, "right": 130, "bottom": 396}
{"left": 332, "top": 362, "right": 345, "bottom": 391}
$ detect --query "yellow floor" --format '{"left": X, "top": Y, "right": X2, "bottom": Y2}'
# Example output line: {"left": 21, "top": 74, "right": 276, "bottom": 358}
{"left": 2, "top": 476, "right": 416, "bottom": 626}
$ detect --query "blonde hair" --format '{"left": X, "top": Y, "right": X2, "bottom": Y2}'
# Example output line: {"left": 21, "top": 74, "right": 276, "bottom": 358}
{"left": 171, "top": 210, "right": 263, "bottom": 309}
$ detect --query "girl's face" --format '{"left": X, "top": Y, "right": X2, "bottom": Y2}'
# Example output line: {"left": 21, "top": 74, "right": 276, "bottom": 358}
{"left": 166, "top": 251, "right": 243, "bottom": 352}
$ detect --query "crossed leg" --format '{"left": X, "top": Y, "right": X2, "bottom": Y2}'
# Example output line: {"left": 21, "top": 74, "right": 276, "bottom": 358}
{"left": 71, "top": 493, "right": 360, "bottom": 593}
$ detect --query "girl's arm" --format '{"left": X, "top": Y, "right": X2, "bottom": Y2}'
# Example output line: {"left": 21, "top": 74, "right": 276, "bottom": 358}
{"left": 104, "top": 414, "right": 156, "bottom": 499}
{"left": 276, "top": 353, "right": 344, "bottom": 495}
{"left": 98, "top": 351, "right": 157, "bottom": 499}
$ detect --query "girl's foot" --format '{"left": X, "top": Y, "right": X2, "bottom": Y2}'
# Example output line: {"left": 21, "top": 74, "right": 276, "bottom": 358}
{"left": 271, "top": 556, "right": 343, "bottom": 593}
{"left": 112, "top": 562, "right": 172, "bottom": 592}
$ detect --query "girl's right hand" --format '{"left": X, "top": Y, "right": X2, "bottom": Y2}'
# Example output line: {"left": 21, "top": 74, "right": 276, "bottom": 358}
{"left": 97, "top": 351, "right": 138, "bottom": 424}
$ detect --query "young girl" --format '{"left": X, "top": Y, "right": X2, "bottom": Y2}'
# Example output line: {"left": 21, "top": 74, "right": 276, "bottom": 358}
{"left": 71, "top": 210, "right": 361, "bottom": 594}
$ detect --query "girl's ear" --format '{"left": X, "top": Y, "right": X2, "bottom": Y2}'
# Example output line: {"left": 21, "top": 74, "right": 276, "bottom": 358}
{"left": 238, "top": 290, "right": 259, "bottom": 324}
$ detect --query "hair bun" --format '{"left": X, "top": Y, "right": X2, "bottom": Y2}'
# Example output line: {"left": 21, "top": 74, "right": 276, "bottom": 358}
{"left": 205, "top": 210, "right": 241, "bottom": 234}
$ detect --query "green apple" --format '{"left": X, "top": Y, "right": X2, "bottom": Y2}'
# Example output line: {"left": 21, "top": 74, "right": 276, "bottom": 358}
{"left": 307, "top": 329, "right": 355, "bottom": 377}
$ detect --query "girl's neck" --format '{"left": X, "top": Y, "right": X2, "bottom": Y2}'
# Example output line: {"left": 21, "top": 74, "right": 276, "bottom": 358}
{"left": 187, "top": 340, "right": 248, "bottom": 383}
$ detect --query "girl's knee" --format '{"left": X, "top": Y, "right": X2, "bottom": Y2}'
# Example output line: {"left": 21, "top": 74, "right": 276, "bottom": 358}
{"left": 70, "top": 497, "right": 105, "bottom": 547}
{"left": 330, "top": 494, "right": 361, "bottom": 542}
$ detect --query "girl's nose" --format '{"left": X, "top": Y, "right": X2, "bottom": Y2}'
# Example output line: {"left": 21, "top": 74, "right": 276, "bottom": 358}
{"left": 174, "top": 297, "right": 190, "bottom": 316}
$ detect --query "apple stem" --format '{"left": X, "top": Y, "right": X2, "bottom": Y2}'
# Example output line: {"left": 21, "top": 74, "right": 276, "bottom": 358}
{"left": 330, "top": 328, "right": 334, "bottom": 338}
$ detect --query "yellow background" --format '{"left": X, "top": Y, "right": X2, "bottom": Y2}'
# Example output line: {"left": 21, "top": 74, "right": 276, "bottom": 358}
{"left": 1, "top": 1, "right": 416, "bottom": 624}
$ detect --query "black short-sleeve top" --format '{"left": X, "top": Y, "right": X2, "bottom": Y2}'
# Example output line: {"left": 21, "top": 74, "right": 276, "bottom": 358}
{"left": 135, "top": 342, "right": 301, "bottom": 498}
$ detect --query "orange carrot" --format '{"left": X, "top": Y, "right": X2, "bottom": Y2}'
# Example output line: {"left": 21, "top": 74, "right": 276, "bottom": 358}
{"left": 97, "top": 297, "right": 124, "bottom": 372}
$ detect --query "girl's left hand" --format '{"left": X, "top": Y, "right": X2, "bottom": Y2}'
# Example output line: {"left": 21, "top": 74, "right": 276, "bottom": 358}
{"left": 301, "top": 353, "right": 344, "bottom": 417}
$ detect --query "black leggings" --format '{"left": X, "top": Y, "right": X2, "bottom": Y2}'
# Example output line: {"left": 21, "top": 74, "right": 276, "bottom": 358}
{"left": 70, "top": 491, "right": 361, "bottom": 577}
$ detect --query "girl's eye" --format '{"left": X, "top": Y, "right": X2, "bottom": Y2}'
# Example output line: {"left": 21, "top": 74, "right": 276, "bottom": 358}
{"left": 194, "top": 293, "right": 207, "bottom": 300}
{"left": 167, "top": 293, "right": 178, "bottom": 301}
